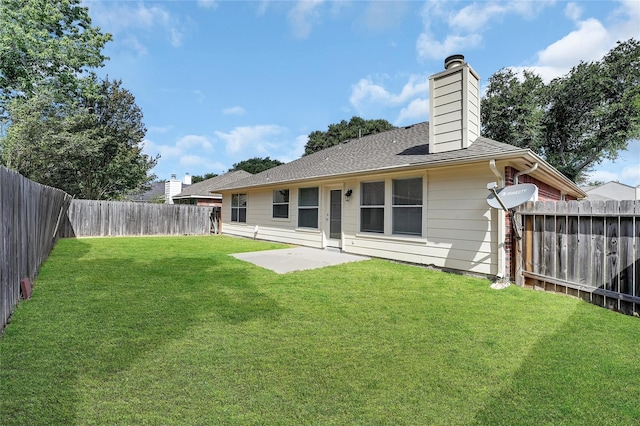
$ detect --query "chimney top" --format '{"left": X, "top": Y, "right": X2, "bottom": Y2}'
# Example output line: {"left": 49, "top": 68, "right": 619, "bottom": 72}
{"left": 444, "top": 54, "right": 465, "bottom": 70}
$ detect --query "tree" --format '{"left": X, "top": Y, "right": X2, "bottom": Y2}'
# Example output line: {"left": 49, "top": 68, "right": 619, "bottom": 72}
{"left": 0, "top": 1, "right": 155, "bottom": 199}
{"left": 304, "top": 116, "right": 394, "bottom": 155}
{"left": 482, "top": 39, "right": 640, "bottom": 182}
{"left": 229, "top": 157, "right": 284, "bottom": 174}
{"left": 0, "top": 0, "right": 111, "bottom": 103}
{"left": 2, "top": 77, "right": 157, "bottom": 199}
{"left": 192, "top": 173, "right": 219, "bottom": 183}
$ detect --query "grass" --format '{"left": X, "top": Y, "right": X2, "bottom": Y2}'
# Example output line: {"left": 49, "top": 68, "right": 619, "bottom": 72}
{"left": 1, "top": 236, "right": 639, "bottom": 425}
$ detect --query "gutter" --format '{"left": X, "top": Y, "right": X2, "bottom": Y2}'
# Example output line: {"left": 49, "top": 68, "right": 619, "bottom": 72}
{"left": 216, "top": 147, "right": 585, "bottom": 200}
{"left": 514, "top": 162, "right": 538, "bottom": 185}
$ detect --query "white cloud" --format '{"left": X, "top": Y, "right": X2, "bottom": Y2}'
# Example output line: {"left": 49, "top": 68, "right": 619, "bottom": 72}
{"left": 349, "top": 74, "right": 429, "bottom": 123}
{"left": 416, "top": 32, "right": 482, "bottom": 61}
{"left": 215, "top": 125, "right": 289, "bottom": 155}
{"left": 176, "top": 135, "right": 213, "bottom": 151}
{"left": 587, "top": 164, "right": 640, "bottom": 187}
{"left": 288, "top": 0, "right": 324, "bottom": 39}
{"left": 449, "top": 2, "right": 509, "bottom": 33}
{"left": 395, "top": 98, "right": 429, "bottom": 126}
{"left": 535, "top": 19, "right": 610, "bottom": 75}
{"left": 179, "top": 155, "right": 226, "bottom": 172}
{"left": 148, "top": 125, "right": 173, "bottom": 134}
{"left": 416, "top": 0, "right": 554, "bottom": 60}
{"left": 89, "top": 1, "right": 187, "bottom": 50}
{"left": 587, "top": 140, "right": 640, "bottom": 186}
{"left": 142, "top": 138, "right": 180, "bottom": 160}
{"left": 350, "top": 73, "right": 430, "bottom": 116}
{"left": 516, "top": 0, "right": 640, "bottom": 81}
{"left": 121, "top": 36, "right": 147, "bottom": 56}
{"left": 280, "top": 134, "right": 309, "bottom": 163}
{"left": 197, "top": 0, "right": 218, "bottom": 10}
{"left": 586, "top": 169, "right": 619, "bottom": 184}
{"left": 193, "top": 90, "right": 205, "bottom": 104}
{"left": 223, "top": 106, "right": 247, "bottom": 116}
{"left": 564, "top": 3, "right": 583, "bottom": 22}
{"left": 621, "top": 164, "right": 640, "bottom": 186}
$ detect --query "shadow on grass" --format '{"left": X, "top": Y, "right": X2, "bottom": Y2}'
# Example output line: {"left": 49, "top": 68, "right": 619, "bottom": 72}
{"left": 0, "top": 249, "right": 283, "bottom": 425}
{"left": 472, "top": 303, "right": 640, "bottom": 425}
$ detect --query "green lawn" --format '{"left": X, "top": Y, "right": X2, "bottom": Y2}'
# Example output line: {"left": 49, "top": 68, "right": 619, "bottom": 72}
{"left": 1, "top": 236, "right": 638, "bottom": 425}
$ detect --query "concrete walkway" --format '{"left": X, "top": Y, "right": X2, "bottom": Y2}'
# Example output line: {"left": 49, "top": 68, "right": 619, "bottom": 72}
{"left": 230, "top": 247, "right": 370, "bottom": 274}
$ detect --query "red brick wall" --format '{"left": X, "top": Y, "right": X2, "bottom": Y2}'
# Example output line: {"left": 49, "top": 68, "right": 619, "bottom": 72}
{"left": 502, "top": 167, "right": 575, "bottom": 280}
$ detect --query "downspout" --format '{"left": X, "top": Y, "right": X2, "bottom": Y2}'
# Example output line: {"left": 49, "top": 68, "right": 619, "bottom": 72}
{"left": 513, "top": 162, "right": 538, "bottom": 185}
{"left": 489, "top": 160, "right": 505, "bottom": 279}
{"left": 511, "top": 162, "right": 538, "bottom": 285}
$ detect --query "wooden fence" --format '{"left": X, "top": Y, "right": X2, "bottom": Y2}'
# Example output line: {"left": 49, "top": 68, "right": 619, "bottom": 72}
{"left": 515, "top": 200, "right": 639, "bottom": 315}
{"left": 1, "top": 166, "right": 72, "bottom": 332}
{"left": 58, "top": 199, "right": 215, "bottom": 237}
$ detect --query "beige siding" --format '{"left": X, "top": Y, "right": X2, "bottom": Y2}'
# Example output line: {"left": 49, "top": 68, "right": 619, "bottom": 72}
{"left": 464, "top": 69, "right": 480, "bottom": 143}
{"left": 429, "top": 62, "right": 481, "bottom": 153}
{"left": 222, "top": 164, "right": 499, "bottom": 276}
{"left": 221, "top": 186, "right": 324, "bottom": 248}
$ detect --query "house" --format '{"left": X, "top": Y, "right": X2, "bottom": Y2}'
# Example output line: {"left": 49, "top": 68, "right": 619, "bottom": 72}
{"left": 172, "top": 170, "right": 253, "bottom": 206}
{"left": 165, "top": 174, "right": 192, "bottom": 204}
{"left": 126, "top": 181, "right": 166, "bottom": 203}
{"left": 580, "top": 181, "right": 640, "bottom": 201}
{"left": 217, "top": 55, "right": 585, "bottom": 280}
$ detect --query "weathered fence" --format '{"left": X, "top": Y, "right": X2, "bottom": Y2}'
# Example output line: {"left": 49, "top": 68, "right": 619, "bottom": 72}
{"left": 516, "top": 200, "right": 639, "bottom": 315}
{"left": 58, "top": 199, "right": 215, "bottom": 237}
{"left": 1, "top": 166, "right": 72, "bottom": 332}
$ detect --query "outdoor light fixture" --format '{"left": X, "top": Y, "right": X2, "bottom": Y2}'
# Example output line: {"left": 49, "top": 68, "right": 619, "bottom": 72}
{"left": 345, "top": 189, "right": 353, "bottom": 201}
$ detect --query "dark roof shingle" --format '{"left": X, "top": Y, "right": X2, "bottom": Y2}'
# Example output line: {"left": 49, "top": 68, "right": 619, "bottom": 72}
{"left": 174, "top": 170, "right": 253, "bottom": 198}
{"left": 219, "top": 122, "right": 526, "bottom": 191}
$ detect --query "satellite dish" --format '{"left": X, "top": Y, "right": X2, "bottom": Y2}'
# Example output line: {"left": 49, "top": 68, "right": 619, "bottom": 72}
{"left": 487, "top": 183, "right": 537, "bottom": 210}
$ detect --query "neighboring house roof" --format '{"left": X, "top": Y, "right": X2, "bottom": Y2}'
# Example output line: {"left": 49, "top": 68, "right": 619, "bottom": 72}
{"left": 218, "top": 121, "right": 585, "bottom": 199}
{"left": 173, "top": 170, "right": 253, "bottom": 201}
{"left": 581, "top": 181, "right": 639, "bottom": 201}
{"left": 127, "top": 181, "right": 166, "bottom": 202}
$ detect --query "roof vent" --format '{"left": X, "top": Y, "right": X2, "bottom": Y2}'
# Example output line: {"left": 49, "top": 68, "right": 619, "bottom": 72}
{"left": 444, "top": 54, "right": 465, "bottom": 70}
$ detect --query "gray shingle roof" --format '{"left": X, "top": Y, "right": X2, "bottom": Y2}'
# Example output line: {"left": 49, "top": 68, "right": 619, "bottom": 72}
{"left": 174, "top": 170, "right": 253, "bottom": 198}
{"left": 219, "top": 121, "right": 527, "bottom": 191}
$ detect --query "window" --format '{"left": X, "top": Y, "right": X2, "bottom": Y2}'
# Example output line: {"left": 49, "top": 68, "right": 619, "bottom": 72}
{"left": 272, "top": 189, "right": 290, "bottom": 219}
{"left": 298, "top": 187, "right": 319, "bottom": 228}
{"left": 360, "top": 181, "right": 385, "bottom": 233}
{"left": 392, "top": 178, "right": 422, "bottom": 235}
{"left": 231, "top": 193, "right": 247, "bottom": 222}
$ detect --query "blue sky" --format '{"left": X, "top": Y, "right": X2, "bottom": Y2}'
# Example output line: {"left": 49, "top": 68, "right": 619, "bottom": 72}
{"left": 85, "top": 0, "right": 640, "bottom": 186}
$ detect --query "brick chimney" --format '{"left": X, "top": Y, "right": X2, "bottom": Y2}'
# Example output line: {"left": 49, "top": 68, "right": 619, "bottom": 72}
{"left": 428, "top": 54, "right": 481, "bottom": 154}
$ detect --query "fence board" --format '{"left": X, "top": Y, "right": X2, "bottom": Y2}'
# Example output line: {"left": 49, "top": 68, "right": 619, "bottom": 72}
{"left": 556, "top": 215, "right": 567, "bottom": 281}
{"left": 517, "top": 199, "right": 639, "bottom": 316}
{"left": 592, "top": 217, "right": 605, "bottom": 289}
{"left": 58, "top": 200, "right": 214, "bottom": 237}
{"left": 1, "top": 166, "right": 71, "bottom": 333}
{"left": 567, "top": 215, "right": 579, "bottom": 283}
{"left": 578, "top": 216, "right": 591, "bottom": 287}
{"left": 544, "top": 215, "right": 555, "bottom": 278}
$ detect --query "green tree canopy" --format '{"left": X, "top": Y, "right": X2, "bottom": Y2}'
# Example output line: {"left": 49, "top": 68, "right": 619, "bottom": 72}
{"left": 0, "top": 1, "right": 156, "bottom": 199}
{"left": 229, "top": 157, "right": 284, "bottom": 174}
{"left": 0, "top": 0, "right": 111, "bottom": 102}
{"left": 2, "top": 77, "right": 157, "bottom": 199}
{"left": 481, "top": 38, "right": 640, "bottom": 182}
{"left": 304, "top": 116, "right": 395, "bottom": 155}
{"left": 192, "top": 172, "right": 219, "bottom": 183}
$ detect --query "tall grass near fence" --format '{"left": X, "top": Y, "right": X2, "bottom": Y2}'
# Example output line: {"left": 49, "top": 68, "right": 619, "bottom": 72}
{"left": 0, "top": 166, "right": 72, "bottom": 332}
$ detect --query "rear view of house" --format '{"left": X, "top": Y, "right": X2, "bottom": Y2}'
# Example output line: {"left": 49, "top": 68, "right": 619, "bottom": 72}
{"left": 218, "top": 56, "right": 584, "bottom": 280}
